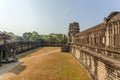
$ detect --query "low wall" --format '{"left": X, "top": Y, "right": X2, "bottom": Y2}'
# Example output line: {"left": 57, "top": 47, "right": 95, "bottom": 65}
{"left": 71, "top": 45, "right": 120, "bottom": 80}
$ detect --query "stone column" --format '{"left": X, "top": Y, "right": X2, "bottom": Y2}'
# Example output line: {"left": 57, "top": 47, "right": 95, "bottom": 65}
{"left": 75, "top": 49, "right": 80, "bottom": 59}
{"left": 97, "top": 61, "right": 107, "bottom": 80}
{"left": 91, "top": 56, "right": 95, "bottom": 75}
{"left": 105, "top": 25, "right": 110, "bottom": 47}
{"left": 94, "top": 58, "right": 98, "bottom": 79}
{"left": 89, "top": 56, "right": 92, "bottom": 69}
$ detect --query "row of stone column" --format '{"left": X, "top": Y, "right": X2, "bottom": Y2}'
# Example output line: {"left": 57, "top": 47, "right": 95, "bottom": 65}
{"left": 74, "top": 29, "right": 106, "bottom": 48}
{"left": 108, "top": 21, "right": 120, "bottom": 47}
{"left": 73, "top": 20, "right": 120, "bottom": 48}
{"left": 16, "top": 42, "right": 41, "bottom": 54}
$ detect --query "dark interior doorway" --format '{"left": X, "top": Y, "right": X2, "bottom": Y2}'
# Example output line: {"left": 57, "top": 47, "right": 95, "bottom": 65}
{"left": 2, "top": 50, "right": 7, "bottom": 60}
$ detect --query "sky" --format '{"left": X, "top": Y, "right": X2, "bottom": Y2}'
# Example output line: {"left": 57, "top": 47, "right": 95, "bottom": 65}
{"left": 0, "top": 0, "right": 120, "bottom": 36}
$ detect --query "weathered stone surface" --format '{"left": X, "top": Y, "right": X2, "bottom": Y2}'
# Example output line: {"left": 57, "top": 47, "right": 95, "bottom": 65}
{"left": 69, "top": 12, "right": 120, "bottom": 80}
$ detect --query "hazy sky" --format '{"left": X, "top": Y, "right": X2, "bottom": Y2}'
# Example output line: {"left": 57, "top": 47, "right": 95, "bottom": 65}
{"left": 0, "top": 0, "right": 120, "bottom": 35}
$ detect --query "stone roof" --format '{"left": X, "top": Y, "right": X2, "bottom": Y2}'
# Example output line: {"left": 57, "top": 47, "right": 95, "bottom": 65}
{"left": 75, "top": 23, "right": 105, "bottom": 36}
{"left": 105, "top": 11, "right": 120, "bottom": 22}
{"left": 75, "top": 11, "right": 120, "bottom": 36}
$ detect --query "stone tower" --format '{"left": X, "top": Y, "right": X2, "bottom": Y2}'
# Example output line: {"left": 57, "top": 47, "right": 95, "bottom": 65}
{"left": 68, "top": 22, "right": 80, "bottom": 44}
{"left": 61, "top": 22, "right": 80, "bottom": 52}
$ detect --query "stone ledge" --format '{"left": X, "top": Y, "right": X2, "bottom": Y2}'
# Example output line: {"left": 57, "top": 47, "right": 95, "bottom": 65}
{"left": 72, "top": 45, "right": 120, "bottom": 69}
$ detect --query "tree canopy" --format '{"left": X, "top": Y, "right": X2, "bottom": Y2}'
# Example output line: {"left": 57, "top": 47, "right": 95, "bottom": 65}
{"left": 40, "top": 33, "right": 67, "bottom": 42}
{"left": 1, "top": 31, "right": 67, "bottom": 42}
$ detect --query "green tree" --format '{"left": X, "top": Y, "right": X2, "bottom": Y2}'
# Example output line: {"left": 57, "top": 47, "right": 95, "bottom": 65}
{"left": 56, "top": 34, "right": 63, "bottom": 42}
{"left": 49, "top": 33, "right": 57, "bottom": 41}
{"left": 40, "top": 33, "right": 68, "bottom": 42}
{"left": 62, "top": 34, "right": 67, "bottom": 42}
{"left": 23, "top": 32, "right": 33, "bottom": 41}
{"left": 15, "top": 35, "right": 24, "bottom": 41}
{"left": 7, "top": 32, "right": 16, "bottom": 40}
{"left": 30, "top": 31, "right": 40, "bottom": 41}
{"left": 40, "top": 35, "right": 49, "bottom": 41}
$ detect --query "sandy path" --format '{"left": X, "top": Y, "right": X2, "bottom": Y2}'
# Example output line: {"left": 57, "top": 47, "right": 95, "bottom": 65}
{"left": 0, "top": 47, "right": 60, "bottom": 80}
{"left": 0, "top": 47, "right": 90, "bottom": 80}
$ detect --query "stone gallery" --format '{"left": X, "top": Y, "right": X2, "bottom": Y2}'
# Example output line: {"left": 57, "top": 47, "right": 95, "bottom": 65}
{"left": 68, "top": 12, "right": 120, "bottom": 80}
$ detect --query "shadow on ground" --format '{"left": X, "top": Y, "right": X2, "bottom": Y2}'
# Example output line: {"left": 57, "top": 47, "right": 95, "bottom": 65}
{"left": 9, "top": 62, "right": 26, "bottom": 75}
{"left": 8, "top": 47, "right": 44, "bottom": 75}
{"left": 0, "top": 47, "right": 44, "bottom": 76}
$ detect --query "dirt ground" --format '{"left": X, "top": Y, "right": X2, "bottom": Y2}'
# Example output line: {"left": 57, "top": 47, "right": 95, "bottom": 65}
{"left": 0, "top": 47, "right": 91, "bottom": 80}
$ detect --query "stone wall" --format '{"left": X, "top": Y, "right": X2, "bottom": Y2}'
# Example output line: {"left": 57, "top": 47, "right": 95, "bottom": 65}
{"left": 69, "top": 12, "right": 120, "bottom": 80}
{"left": 0, "top": 40, "right": 65, "bottom": 63}
{"left": 71, "top": 45, "right": 120, "bottom": 80}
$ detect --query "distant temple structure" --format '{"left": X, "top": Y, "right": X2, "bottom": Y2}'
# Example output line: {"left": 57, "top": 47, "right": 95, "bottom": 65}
{"left": 68, "top": 22, "right": 80, "bottom": 44}
{"left": 68, "top": 11, "right": 120, "bottom": 80}
{"left": 61, "top": 22, "right": 79, "bottom": 52}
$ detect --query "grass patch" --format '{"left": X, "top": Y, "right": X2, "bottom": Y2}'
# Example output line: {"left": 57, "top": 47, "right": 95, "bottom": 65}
{"left": 42, "top": 52, "right": 91, "bottom": 80}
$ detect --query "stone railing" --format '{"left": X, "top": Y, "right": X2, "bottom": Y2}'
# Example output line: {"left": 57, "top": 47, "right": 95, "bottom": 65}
{"left": 71, "top": 44, "right": 120, "bottom": 80}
